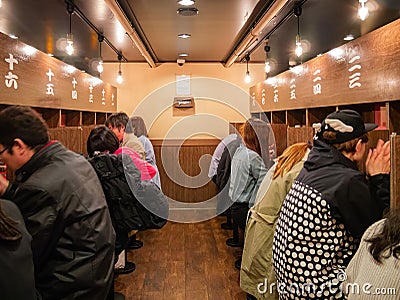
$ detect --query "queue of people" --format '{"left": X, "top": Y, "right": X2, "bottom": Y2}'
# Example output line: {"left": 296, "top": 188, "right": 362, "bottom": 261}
{"left": 210, "top": 110, "right": 397, "bottom": 300}
{"left": 0, "top": 105, "right": 398, "bottom": 300}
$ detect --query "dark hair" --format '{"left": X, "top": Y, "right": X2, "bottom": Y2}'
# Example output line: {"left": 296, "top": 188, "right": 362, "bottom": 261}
{"left": 87, "top": 126, "right": 119, "bottom": 157}
{"left": 127, "top": 116, "right": 148, "bottom": 137}
{"left": 0, "top": 106, "right": 49, "bottom": 154}
{"left": 105, "top": 112, "right": 129, "bottom": 131}
{"left": 367, "top": 210, "right": 400, "bottom": 263}
{"left": 0, "top": 202, "right": 22, "bottom": 241}
{"left": 323, "top": 131, "right": 368, "bottom": 153}
{"left": 243, "top": 118, "right": 271, "bottom": 167}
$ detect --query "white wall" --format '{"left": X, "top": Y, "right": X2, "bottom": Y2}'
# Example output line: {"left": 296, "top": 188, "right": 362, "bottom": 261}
{"left": 102, "top": 62, "right": 265, "bottom": 139}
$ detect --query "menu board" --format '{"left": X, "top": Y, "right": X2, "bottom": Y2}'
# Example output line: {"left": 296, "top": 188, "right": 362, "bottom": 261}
{"left": 250, "top": 18, "right": 400, "bottom": 113}
{"left": 0, "top": 32, "right": 117, "bottom": 112}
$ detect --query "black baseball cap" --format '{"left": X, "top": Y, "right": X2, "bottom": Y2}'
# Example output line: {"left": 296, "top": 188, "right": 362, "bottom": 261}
{"left": 320, "top": 109, "right": 377, "bottom": 144}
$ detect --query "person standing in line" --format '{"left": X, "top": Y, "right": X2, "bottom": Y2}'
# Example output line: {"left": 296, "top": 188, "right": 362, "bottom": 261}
{"left": 0, "top": 198, "right": 37, "bottom": 300}
{"left": 127, "top": 116, "right": 161, "bottom": 189}
{"left": 208, "top": 132, "right": 238, "bottom": 183}
{"left": 0, "top": 106, "right": 115, "bottom": 300}
{"left": 273, "top": 109, "right": 390, "bottom": 299}
{"left": 209, "top": 131, "right": 241, "bottom": 229}
{"left": 344, "top": 210, "right": 400, "bottom": 300}
{"left": 105, "top": 112, "right": 146, "bottom": 160}
{"left": 240, "top": 142, "right": 311, "bottom": 300}
{"left": 229, "top": 118, "right": 273, "bottom": 268}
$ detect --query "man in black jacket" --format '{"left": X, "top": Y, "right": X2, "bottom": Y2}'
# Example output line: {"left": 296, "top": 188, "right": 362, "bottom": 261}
{"left": 0, "top": 106, "right": 115, "bottom": 300}
{"left": 273, "top": 110, "right": 390, "bottom": 299}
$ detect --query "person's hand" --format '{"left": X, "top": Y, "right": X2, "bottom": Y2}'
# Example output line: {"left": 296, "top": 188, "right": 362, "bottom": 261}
{"left": 0, "top": 175, "right": 10, "bottom": 196}
{"left": 366, "top": 139, "right": 390, "bottom": 176}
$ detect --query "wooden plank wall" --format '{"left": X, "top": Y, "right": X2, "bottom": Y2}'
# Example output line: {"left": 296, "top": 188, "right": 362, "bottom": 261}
{"left": 152, "top": 139, "right": 219, "bottom": 203}
{"left": 48, "top": 125, "right": 95, "bottom": 155}
{"left": 271, "top": 124, "right": 288, "bottom": 156}
{"left": 287, "top": 127, "right": 314, "bottom": 147}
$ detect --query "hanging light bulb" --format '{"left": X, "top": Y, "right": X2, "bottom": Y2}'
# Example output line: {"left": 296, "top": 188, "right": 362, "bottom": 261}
{"left": 117, "top": 70, "right": 123, "bottom": 84}
{"left": 358, "top": 0, "right": 369, "bottom": 21}
{"left": 294, "top": 4, "right": 303, "bottom": 58}
{"left": 97, "top": 34, "right": 104, "bottom": 74}
{"left": 265, "top": 62, "right": 271, "bottom": 74}
{"left": 295, "top": 35, "right": 303, "bottom": 57}
{"left": 264, "top": 41, "right": 271, "bottom": 76}
{"left": 97, "top": 60, "right": 104, "bottom": 73}
{"left": 116, "top": 53, "right": 123, "bottom": 84}
{"left": 65, "top": 1, "right": 74, "bottom": 56}
{"left": 245, "top": 71, "right": 251, "bottom": 84}
{"left": 66, "top": 33, "right": 74, "bottom": 56}
{"left": 244, "top": 55, "right": 251, "bottom": 83}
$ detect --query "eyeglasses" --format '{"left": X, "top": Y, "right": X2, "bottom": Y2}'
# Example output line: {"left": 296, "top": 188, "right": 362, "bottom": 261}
{"left": 0, "top": 147, "right": 8, "bottom": 155}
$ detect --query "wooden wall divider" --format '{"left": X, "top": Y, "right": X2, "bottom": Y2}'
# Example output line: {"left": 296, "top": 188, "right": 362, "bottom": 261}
{"left": 152, "top": 139, "right": 219, "bottom": 203}
{"left": 48, "top": 125, "right": 96, "bottom": 155}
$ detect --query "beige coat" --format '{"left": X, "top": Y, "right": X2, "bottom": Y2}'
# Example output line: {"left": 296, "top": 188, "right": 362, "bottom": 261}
{"left": 123, "top": 133, "right": 146, "bottom": 160}
{"left": 240, "top": 159, "right": 306, "bottom": 299}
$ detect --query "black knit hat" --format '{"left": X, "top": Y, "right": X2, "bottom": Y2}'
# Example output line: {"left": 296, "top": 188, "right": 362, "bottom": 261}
{"left": 319, "top": 109, "right": 377, "bottom": 144}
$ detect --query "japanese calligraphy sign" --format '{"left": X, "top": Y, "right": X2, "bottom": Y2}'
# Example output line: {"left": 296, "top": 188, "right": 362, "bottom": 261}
{"left": 250, "top": 18, "right": 400, "bottom": 113}
{"left": 0, "top": 32, "right": 117, "bottom": 112}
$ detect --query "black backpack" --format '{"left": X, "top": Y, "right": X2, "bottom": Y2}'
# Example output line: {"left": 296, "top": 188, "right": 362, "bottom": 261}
{"left": 89, "top": 153, "right": 168, "bottom": 232}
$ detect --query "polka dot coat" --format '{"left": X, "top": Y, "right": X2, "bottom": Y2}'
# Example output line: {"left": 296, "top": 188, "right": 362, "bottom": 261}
{"left": 273, "top": 181, "right": 357, "bottom": 299}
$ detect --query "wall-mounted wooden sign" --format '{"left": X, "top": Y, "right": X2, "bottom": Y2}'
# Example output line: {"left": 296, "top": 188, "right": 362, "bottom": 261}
{"left": 250, "top": 18, "right": 400, "bottom": 113}
{"left": 0, "top": 32, "right": 117, "bottom": 112}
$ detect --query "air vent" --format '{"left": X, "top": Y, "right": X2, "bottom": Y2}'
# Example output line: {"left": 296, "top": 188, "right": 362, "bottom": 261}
{"left": 177, "top": 7, "right": 198, "bottom": 16}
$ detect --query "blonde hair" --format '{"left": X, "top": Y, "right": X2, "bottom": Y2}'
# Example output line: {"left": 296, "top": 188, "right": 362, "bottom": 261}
{"left": 273, "top": 142, "right": 311, "bottom": 179}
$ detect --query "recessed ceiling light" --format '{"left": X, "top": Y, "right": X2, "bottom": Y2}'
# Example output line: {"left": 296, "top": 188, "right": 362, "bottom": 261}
{"left": 179, "top": 53, "right": 189, "bottom": 57}
{"left": 177, "top": 7, "right": 198, "bottom": 16}
{"left": 344, "top": 34, "right": 355, "bottom": 41}
{"left": 47, "top": 53, "right": 54, "bottom": 57}
{"left": 8, "top": 34, "right": 18, "bottom": 39}
{"left": 178, "top": 33, "right": 191, "bottom": 39}
{"left": 178, "top": 0, "right": 195, "bottom": 5}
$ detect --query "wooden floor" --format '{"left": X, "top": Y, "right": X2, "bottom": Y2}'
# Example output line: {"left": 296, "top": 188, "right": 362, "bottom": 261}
{"left": 115, "top": 216, "right": 247, "bottom": 300}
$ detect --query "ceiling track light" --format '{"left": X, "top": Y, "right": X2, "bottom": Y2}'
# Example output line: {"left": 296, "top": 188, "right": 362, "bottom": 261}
{"left": 294, "top": 4, "right": 303, "bottom": 58}
{"left": 244, "top": 54, "right": 251, "bottom": 84}
{"left": 65, "top": 1, "right": 74, "bottom": 56}
{"left": 178, "top": 33, "right": 191, "bottom": 39}
{"left": 358, "top": 0, "right": 369, "bottom": 21}
{"left": 97, "top": 34, "right": 104, "bottom": 74}
{"left": 178, "top": 0, "right": 195, "bottom": 6}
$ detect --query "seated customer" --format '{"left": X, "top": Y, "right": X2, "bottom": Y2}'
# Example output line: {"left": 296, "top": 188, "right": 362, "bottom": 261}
{"left": 0, "top": 199, "right": 36, "bottom": 300}
{"left": 105, "top": 112, "right": 146, "bottom": 160}
{"left": 0, "top": 106, "right": 115, "bottom": 300}
{"left": 127, "top": 116, "right": 161, "bottom": 189}
{"left": 87, "top": 126, "right": 156, "bottom": 181}
{"left": 240, "top": 142, "right": 311, "bottom": 300}
{"left": 87, "top": 126, "right": 157, "bottom": 274}
{"left": 345, "top": 210, "right": 400, "bottom": 300}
